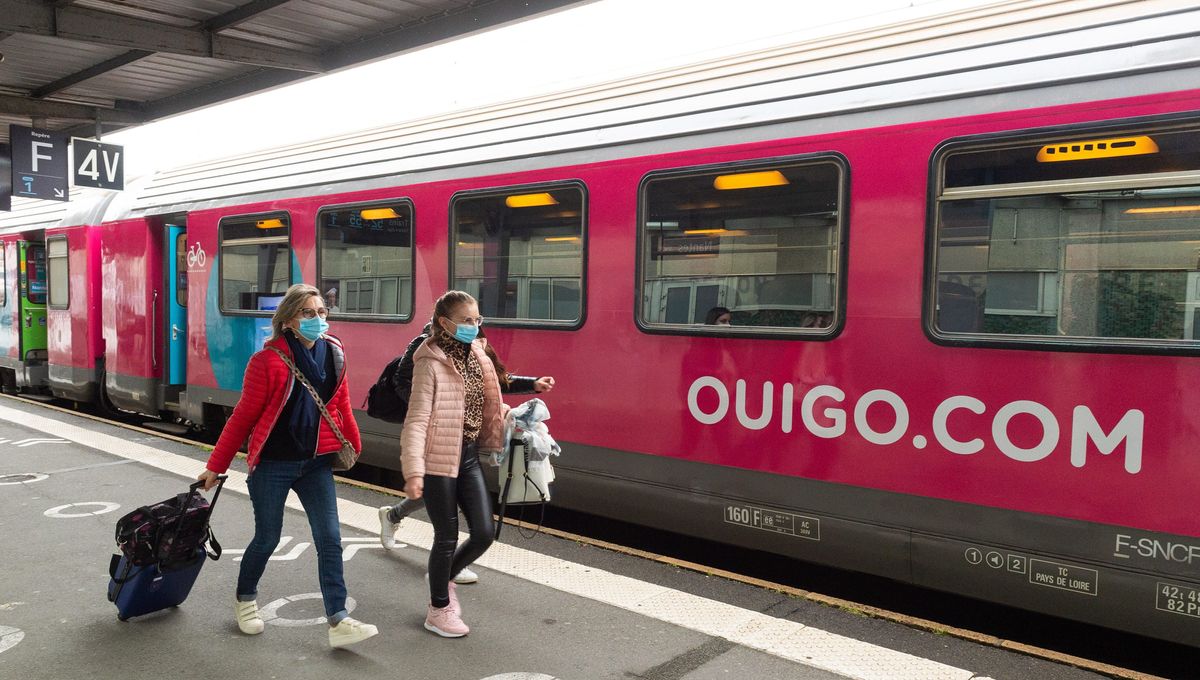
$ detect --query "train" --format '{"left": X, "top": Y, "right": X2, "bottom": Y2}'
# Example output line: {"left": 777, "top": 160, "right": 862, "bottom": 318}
{"left": 1, "top": 0, "right": 1198, "bottom": 646}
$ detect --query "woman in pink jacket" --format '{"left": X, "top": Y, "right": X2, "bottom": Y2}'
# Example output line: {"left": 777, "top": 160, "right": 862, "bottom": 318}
{"left": 401, "top": 290, "right": 505, "bottom": 637}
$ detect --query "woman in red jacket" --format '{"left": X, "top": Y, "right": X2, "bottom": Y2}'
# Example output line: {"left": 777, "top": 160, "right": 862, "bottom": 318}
{"left": 197, "top": 283, "right": 378, "bottom": 648}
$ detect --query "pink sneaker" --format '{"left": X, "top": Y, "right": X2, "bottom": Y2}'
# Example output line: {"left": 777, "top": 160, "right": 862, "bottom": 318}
{"left": 424, "top": 604, "right": 469, "bottom": 638}
{"left": 447, "top": 581, "right": 461, "bottom": 617}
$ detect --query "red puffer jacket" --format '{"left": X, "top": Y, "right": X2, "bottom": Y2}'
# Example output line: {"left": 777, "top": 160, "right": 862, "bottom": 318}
{"left": 205, "top": 334, "right": 362, "bottom": 475}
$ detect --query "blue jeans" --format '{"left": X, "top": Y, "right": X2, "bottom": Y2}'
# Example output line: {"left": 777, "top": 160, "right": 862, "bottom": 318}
{"left": 237, "top": 455, "right": 348, "bottom": 625}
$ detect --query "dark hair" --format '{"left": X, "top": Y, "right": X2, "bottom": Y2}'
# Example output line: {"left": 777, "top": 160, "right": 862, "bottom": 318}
{"left": 477, "top": 328, "right": 510, "bottom": 390}
{"left": 705, "top": 306, "right": 731, "bottom": 325}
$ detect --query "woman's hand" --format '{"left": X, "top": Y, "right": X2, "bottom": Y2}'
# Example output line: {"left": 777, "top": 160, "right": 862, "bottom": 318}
{"left": 534, "top": 376, "right": 555, "bottom": 393}
{"left": 196, "top": 469, "right": 220, "bottom": 491}
{"left": 404, "top": 477, "right": 424, "bottom": 500}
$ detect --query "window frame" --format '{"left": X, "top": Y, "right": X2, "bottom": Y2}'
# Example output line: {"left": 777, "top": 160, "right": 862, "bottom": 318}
{"left": 1, "top": 241, "right": 8, "bottom": 307}
{"left": 635, "top": 154, "right": 850, "bottom": 339}
{"left": 315, "top": 197, "right": 416, "bottom": 324}
{"left": 924, "top": 113, "right": 1200, "bottom": 356}
{"left": 46, "top": 235, "right": 69, "bottom": 310}
{"left": 217, "top": 211, "right": 293, "bottom": 318}
{"left": 448, "top": 180, "right": 588, "bottom": 330}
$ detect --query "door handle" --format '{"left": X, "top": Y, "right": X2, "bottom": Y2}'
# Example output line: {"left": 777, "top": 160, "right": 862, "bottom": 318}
{"left": 23, "top": 313, "right": 31, "bottom": 328}
{"left": 171, "top": 324, "right": 184, "bottom": 340}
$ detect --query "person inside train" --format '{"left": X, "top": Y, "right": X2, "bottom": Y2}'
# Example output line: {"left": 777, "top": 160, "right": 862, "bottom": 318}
{"left": 324, "top": 287, "right": 340, "bottom": 314}
{"left": 196, "top": 283, "right": 378, "bottom": 648}
{"left": 400, "top": 290, "right": 506, "bottom": 638}
{"left": 705, "top": 306, "right": 732, "bottom": 325}
{"left": 378, "top": 324, "right": 555, "bottom": 586}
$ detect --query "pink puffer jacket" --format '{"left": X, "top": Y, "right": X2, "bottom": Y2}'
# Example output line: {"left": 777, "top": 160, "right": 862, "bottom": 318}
{"left": 400, "top": 336, "right": 504, "bottom": 480}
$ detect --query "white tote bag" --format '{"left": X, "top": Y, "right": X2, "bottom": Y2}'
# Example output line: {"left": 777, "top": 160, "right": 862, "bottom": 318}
{"left": 499, "top": 440, "right": 553, "bottom": 505}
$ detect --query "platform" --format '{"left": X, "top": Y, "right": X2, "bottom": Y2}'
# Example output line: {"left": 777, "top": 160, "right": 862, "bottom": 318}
{"left": 0, "top": 397, "right": 1114, "bottom": 680}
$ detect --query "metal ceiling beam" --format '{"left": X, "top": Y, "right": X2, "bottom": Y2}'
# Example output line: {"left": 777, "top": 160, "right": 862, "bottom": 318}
{"left": 31, "top": 49, "right": 154, "bottom": 98}
{"left": 0, "top": 1, "right": 324, "bottom": 73}
{"left": 0, "top": 93, "right": 143, "bottom": 123}
{"left": 203, "top": 0, "right": 295, "bottom": 33}
{"left": 323, "top": 0, "right": 595, "bottom": 70}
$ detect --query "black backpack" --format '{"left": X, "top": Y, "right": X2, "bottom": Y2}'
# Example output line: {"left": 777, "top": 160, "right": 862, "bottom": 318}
{"left": 364, "top": 332, "right": 427, "bottom": 423}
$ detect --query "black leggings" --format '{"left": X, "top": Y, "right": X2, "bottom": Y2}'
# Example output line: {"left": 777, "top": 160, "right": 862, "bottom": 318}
{"left": 423, "top": 444, "right": 494, "bottom": 608}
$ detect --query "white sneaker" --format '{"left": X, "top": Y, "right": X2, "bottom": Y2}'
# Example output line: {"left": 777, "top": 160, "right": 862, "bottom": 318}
{"left": 329, "top": 617, "right": 378, "bottom": 648}
{"left": 453, "top": 566, "right": 479, "bottom": 584}
{"left": 378, "top": 506, "right": 399, "bottom": 549}
{"left": 235, "top": 598, "right": 264, "bottom": 635}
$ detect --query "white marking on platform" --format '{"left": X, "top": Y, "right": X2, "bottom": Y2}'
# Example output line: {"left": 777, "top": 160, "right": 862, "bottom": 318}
{"left": 14, "top": 437, "right": 67, "bottom": 447}
{"left": 0, "top": 626, "right": 24, "bottom": 654}
{"left": 0, "top": 472, "right": 48, "bottom": 485}
{"left": 0, "top": 402, "right": 977, "bottom": 680}
{"left": 223, "top": 536, "right": 384, "bottom": 562}
{"left": 482, "top": 674, "right": 559, "bottom": 680}
{"left": 259, "top": 593, "right": 358, "bottom": 627}
{"left": 43, "top": 501, "right": 120, "bottom": 518}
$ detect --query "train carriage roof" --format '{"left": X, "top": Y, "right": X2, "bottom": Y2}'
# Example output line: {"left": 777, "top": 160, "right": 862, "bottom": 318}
{"left": 2, "top": 0, "right": 1199, "bottom": 231}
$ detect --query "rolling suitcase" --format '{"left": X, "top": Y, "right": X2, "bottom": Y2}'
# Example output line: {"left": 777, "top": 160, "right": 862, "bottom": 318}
{"left": 107, "top": 476, "right": 226, "bottom": 621}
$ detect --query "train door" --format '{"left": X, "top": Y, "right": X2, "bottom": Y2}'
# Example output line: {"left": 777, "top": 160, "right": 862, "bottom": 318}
{"left": 165, "top": 224, "right": 187, "bottom": 387}
{"left": 18, "top": 241, "right": 46, "bottom": 362}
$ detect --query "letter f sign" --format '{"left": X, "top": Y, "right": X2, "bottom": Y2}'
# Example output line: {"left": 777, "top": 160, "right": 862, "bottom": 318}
{"left": 31, "top": 141, "right": 53, "bottom": 172}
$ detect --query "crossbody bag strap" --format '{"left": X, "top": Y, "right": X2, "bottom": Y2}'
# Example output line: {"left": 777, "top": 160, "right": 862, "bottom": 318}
{"left": 266, "top": 346, "right": 353, "bottom": 451}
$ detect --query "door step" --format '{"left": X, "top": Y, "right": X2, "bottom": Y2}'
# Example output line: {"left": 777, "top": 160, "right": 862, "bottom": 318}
{"left": 141, "top": 421, "right": 191, "bottom": 436}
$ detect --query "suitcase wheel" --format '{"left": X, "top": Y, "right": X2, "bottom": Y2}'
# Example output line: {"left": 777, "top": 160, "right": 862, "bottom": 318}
{"left": 118, "top": 615, "right": 129, "bottom": 622}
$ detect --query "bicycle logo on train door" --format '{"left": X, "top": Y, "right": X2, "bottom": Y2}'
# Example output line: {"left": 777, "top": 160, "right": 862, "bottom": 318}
{"left": 186, "top": 243, "right": 207, "bottom": 270}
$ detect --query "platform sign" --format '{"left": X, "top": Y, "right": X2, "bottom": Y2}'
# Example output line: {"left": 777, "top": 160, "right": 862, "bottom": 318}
{"left": 72, "top": 139, "right": 124, "bottom": 190}
{"left": 10, "top": 125, "right": 68, "bottom": 202}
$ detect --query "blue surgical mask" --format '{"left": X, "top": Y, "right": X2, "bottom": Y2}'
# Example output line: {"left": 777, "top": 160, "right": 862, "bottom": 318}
{"left": 297, "top": 316, "right": 329, "bottom": 342}
{"left": 453, "top": 323, "right": 478, "bottom": 344}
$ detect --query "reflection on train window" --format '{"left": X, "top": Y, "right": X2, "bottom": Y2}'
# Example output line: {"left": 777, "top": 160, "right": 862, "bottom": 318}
{"left": 317, "top": 201, "right": 413, "bottom": 319}
{"left": 640, "top": 160, "right": 844, "bottom": 330}
{"left": 934, "top": 126, "right": 1200, "bottom": 348}
{"left": 451, "top": 185, "right": 584, "bottom": 324}
{"left": 218, "top": 214, "right": 292, "bottom": 313}
{"left": 47, "top": 237, "right": 68, "bottom": 309}
{"left": 24, "top": 243, "right": 45, "bottom": 305}
{"left": 0, "top": 243, "right": 6, "bottom": 306}
{"left": 175, "top": 232, "right": 187, "bottom": 307}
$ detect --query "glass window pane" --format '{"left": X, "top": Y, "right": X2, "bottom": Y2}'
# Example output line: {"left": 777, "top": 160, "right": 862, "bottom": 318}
{"left": 26, "top": 244, "right": 45, "bottom": 304}
{"left": 318, "top": 202, "right": 413, "bottom": 318}
{"left": 48, "top": 239, "right": 68, "bottom": 308}
{"left": 452, "top": 186, "right": 584, "bottom": 323}
{"left": 219, "top": 215, "right": 291, "bottom": 312}
{"left": 935, "top": 171, "right": 1200, "bottom": 344}
{"left": 175, "top": 233, "right": 188, "bottom": 307}
{"left": 641, "top": 161, "right": 843, "bottom": 330}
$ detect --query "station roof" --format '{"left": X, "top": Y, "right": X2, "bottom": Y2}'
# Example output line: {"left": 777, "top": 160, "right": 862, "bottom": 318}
{"left": 0, "top": 0, "right": 591, "bottom": 144}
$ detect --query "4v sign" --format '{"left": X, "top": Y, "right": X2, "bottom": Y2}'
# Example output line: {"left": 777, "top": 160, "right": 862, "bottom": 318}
{"left": 73, "top": 139, "right": 124, "bottom": 190}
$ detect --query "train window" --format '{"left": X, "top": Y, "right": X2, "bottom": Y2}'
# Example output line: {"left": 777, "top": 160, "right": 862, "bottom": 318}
{"left": 317, "top": 200, "right": 413, "bottom": 320}
{"left": 450, "top": 183, "right": 585, "bottom": 326}
{"left": 932, "top": 123, "right": 1200, "bottom": 350}
{"left": 218, "top": 213, "right": 292, "bottom": 314}
{"left": 1, "top": 243, "right": 7, "bottom": 306}
{"left": 47, "top": 237, "right": 68, "bottom": 309}
{"left": 175, "top": 233, "right": 187, "bottom": 307}
{"left": 24, "top": 243, "right": 45, "bottom": 305}
{"left": 639, "top": 159, "right": 846, "bottom": 332}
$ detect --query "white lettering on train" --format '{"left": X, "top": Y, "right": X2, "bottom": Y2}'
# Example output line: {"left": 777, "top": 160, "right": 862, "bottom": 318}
{"left": 686, "top": 377, "right": 1144, "bottom": 473}
{"left": 1114, "top": 534, "right": 1200, "bottom": 564}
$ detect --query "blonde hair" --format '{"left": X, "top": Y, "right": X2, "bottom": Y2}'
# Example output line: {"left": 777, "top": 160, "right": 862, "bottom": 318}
{"left": 269, "top": 284, "right": 322, "bottom": 340}
{"left": 431, "top": 290, "right": 477, "bottom": 341}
